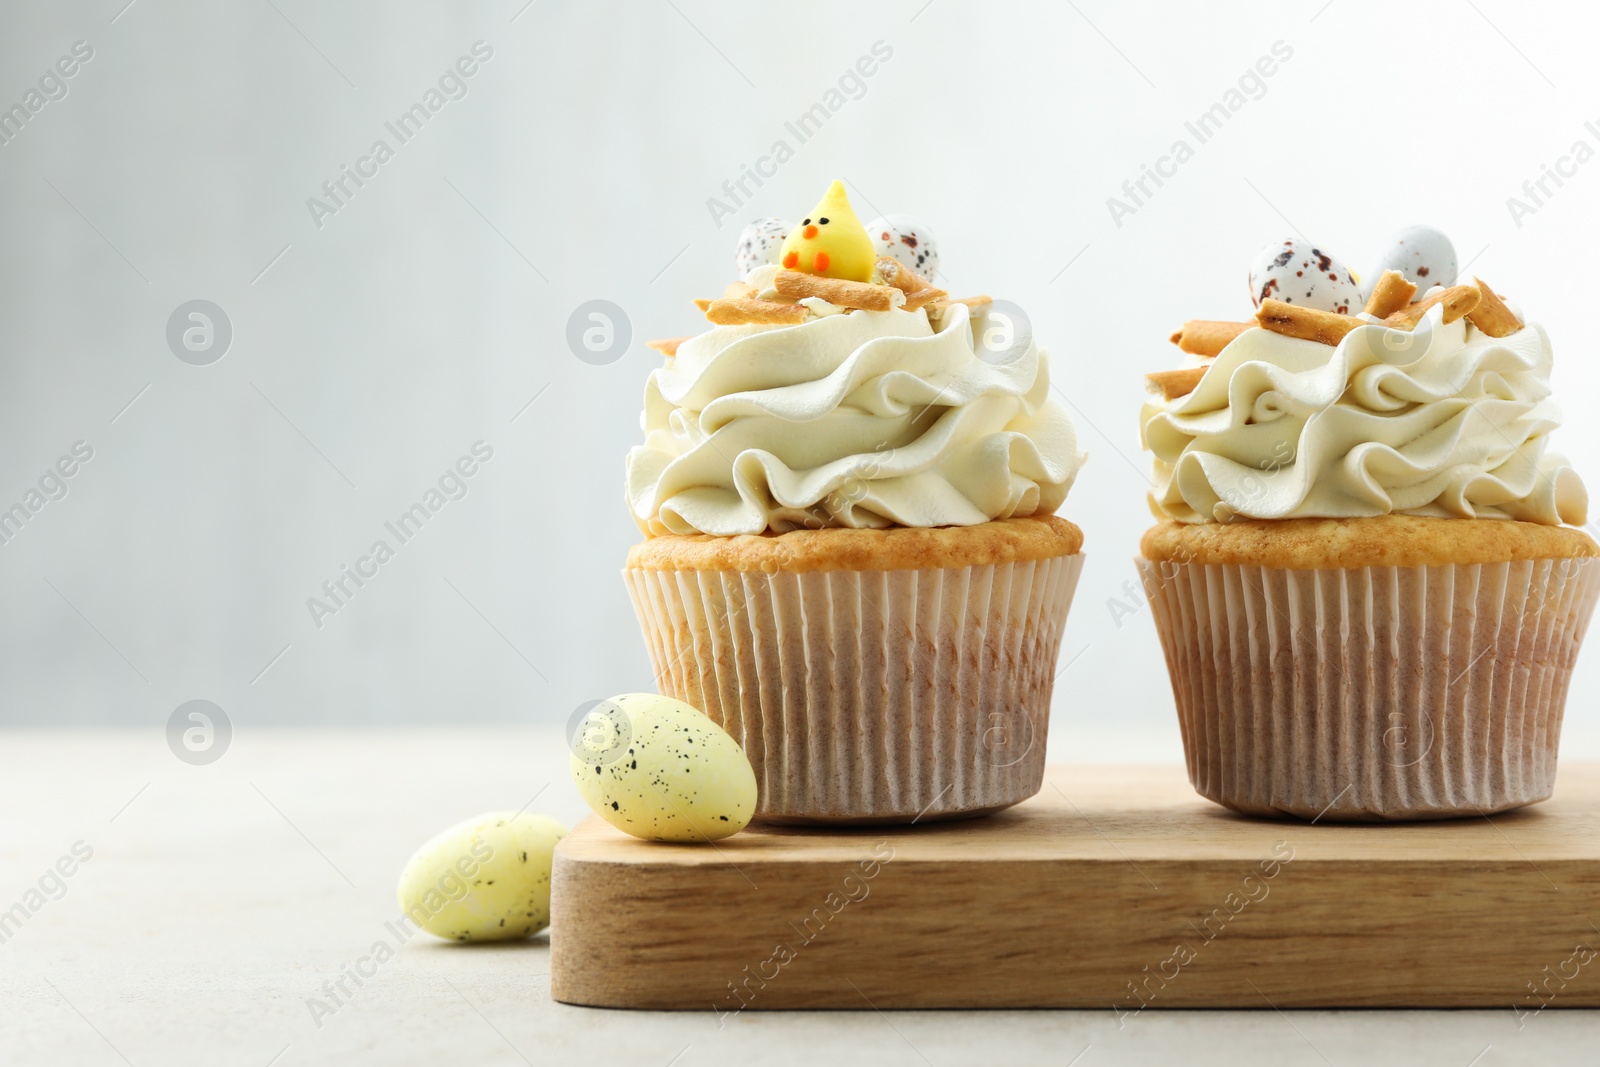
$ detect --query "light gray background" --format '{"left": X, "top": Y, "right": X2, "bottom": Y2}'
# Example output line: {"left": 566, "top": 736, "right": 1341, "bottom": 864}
{"left": 3, "top": 0, "right": 1599, "bottom": 750}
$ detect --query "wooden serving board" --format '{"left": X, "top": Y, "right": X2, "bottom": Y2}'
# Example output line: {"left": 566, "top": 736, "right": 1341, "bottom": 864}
{"left": 550, "top": 764, "right": 1600, "bottom": 1011}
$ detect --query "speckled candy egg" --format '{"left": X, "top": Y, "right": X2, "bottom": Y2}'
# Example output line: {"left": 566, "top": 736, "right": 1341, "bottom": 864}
{"left": 867, "top": 215, "right": 940, "bottom": 278}
{"left": 569, "top": 693, "right": 757, "bottom": 842}
{"left": 1365, "top": 225, "right": 1457, "bottom": 298}
{"left": 1248, "top": 237, "right": 1362, "bottom": 314}
{"left": 395, "top": 811, "right": 567, "bottom": 942}
{"left": 734, "top": 217, "right": 790, "bottom": 278}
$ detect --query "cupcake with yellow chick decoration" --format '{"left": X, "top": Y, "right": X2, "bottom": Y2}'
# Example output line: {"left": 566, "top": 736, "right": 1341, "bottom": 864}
{"left": 626, "top": 180, "right": 1087, "bottom": 823}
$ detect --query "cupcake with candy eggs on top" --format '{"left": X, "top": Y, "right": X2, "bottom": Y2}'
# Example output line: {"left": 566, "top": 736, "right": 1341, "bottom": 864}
{"left": 1139, "top": 226, "right": 1599, "bottom": 821}
{"left": 627, "top": 180, "right": 1087, "bottom": 824}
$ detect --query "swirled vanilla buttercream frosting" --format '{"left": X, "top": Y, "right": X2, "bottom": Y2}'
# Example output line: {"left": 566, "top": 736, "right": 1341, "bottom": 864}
{"left": 1145, "top": 230, "right": 1587, "bottom": 526}
{"left": 628, "top": 182, "right": 1085, "bottom": 537}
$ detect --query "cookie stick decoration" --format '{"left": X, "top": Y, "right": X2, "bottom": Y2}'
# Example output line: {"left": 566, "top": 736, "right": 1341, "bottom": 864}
{"left": 778, "top": 180, "right": 876, "bottom": 282}
{"left": 1149, "top": 227, "right": 1524, "bottom": 403}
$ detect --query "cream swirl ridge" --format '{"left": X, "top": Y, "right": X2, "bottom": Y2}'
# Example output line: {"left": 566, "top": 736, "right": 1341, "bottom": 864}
{"left": 1142, "top": 303, "right": 1587, "bottom": 525}
{"left": 626, "top": 303, "right": 1084, "bottom": 536}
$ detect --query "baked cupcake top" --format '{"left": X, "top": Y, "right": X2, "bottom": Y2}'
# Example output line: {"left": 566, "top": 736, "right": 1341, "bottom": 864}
{"left": 627, "top": 181, "right": 1085, "bottom": 537}
{"left": 1142, "top": 228, "right": 1587, "bottom": 527}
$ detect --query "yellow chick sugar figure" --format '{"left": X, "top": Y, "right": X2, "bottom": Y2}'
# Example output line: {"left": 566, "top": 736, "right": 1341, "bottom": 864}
{"left": 778, "top": 180, "right": 876, "bottom": 282}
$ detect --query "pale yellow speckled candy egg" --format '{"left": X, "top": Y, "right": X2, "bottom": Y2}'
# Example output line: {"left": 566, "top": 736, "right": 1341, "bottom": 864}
{"left": 395, "top": 812, "right": 566, "bottom": 942}
{"left": 569, "top": 693, "right": 757, "bottom": 841}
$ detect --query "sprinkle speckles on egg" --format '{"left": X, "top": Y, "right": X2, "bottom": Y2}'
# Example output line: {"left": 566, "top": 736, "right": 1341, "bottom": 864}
{"left": 734, "top": 217, "right": 791, "bottom": 277}
{"left": 865, "top": 215, "right": 940, "bottom": 278}
{"left": 394, "top": 811, "right": 566, "bottom": 943}
{"left": 1364, "top": 225, "right": 1457, "bottom": 299}
{"left": 1248, "top": 237, "right": 1361, "bottom": 314}
{"left": 569, "top": 693, "right": 757, "bottom": 842}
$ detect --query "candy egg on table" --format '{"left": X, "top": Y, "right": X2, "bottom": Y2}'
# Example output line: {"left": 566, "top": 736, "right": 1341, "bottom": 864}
{"left": 867, "top": 214, "right": 940, "bottom": 279}
{"left": 734, "top": 217, "right": 790, "bottom": 278}
{"left": 395, "top": 811, "right": 566, "bottom": 942}
{"left": 1365, "top": 225, "right": 1457, "bottom": 298}
{"left": 569, "top": 693, "right": 757, "bottom": 842}
{"left": 1248, "top": 237, "right": 1362, "bottom": 313}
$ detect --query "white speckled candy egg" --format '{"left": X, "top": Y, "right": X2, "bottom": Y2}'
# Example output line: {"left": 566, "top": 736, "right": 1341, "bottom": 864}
{"left": 1365, "top": 225, "right": 1457, "bottom": 298}
{"left": 734, "top": 217, "right": 790, "bottom": 278}
{"left": 1248, "top": 237, "right": 1362, "bottom": 313}
{"left": 867, "top": 215, "right": 940, "bottom": 278}
{"left": 395, "top": 812, "right": 566, "bottom": 942}
{"left": 569, "top": 693, "right": 757, "bottom": 842}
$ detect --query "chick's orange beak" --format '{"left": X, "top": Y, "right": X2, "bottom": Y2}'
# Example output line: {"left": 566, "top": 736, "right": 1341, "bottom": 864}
{"left": 802, "top": 224, "right": 818, "bottom": 239}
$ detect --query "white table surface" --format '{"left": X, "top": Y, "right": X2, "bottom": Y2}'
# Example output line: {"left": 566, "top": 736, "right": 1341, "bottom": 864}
{"left": 2, "top": 728, "right": 1592, "bottom": 1067}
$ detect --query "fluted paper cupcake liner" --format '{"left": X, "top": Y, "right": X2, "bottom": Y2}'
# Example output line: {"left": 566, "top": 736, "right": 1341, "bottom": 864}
{"left": 624, "top": 554, "right": 1084, "bottom": 824}
{"left": 1136, "top": 556, "right": 1600, "bottom": 820}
